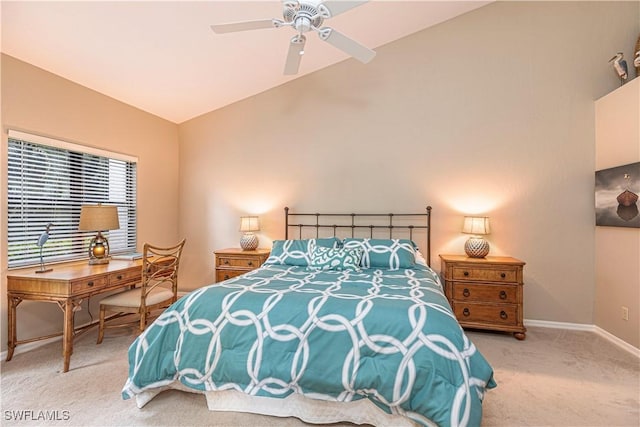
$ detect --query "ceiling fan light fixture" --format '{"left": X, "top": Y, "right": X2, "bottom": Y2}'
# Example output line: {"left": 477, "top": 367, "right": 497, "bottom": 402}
{"left": 294, "top": 16, "right": 313, "bottom": 33}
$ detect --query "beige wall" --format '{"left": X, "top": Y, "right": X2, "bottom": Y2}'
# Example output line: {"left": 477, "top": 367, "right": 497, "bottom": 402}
{"left": 594, "top": 78, "right": 640, "bottom": 348}
{"left": 0, "top": 54, "right": 180, "bottom": 351}
{"left": 178, "top": 1, "right": 640, "bottom": 336}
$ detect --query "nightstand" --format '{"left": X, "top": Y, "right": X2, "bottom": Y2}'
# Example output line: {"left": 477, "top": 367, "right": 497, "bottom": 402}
{"left": 214, "top": 248, "right": 270, "bottom": 282}
{"left": 439, "top": 254, "right": 526, "bottom": 340}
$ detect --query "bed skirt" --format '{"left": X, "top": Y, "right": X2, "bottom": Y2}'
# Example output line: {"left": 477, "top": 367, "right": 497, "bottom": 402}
{"left": 133, "top": 381, "right": 432, "bottom": 426}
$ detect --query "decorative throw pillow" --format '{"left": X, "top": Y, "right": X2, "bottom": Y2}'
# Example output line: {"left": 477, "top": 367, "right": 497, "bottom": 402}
{"left": 414, "top": 248, "right": 429, "bottom": 267}
{"left": 342, "top": 238, "right": 416, "bottom": 270}
{"left": 264, "top": 238, "right": 341, "bottom": 266}
{"left": 309, "top": 246, "right": 363, "bottom": 271}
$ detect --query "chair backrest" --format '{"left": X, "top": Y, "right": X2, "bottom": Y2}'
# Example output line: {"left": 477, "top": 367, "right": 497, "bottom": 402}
{"left": 141, "top": 239, "right": 186, "bottom": 307}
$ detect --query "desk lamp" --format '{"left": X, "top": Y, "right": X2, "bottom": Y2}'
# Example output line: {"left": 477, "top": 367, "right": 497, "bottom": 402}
{"left": 79, "top": 204, "right": 120, "bottom": 264}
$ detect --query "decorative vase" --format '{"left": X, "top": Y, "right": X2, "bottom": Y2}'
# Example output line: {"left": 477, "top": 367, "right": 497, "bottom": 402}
{"left": 240, "top": 233, "right": 258, "bottom": 251}
{"left": 464, "top": 237, "right": 490, "bottom": 258}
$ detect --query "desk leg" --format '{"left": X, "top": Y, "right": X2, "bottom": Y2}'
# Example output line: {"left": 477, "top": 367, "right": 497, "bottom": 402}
{"left": 61, "top": 299, "right": 74, "bottom": 373}
{"left": 6, "top": 295, "right": 22, "bottom": 362}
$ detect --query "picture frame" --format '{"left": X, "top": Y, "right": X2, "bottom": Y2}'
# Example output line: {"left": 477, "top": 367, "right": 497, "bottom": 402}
{"left": 595, "top": 162, "right": 640, "bottom": 228}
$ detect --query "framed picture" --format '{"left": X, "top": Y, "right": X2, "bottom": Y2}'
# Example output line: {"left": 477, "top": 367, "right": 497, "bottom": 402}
{"left": 595, "top": 162, "right": 640, "bottom": 228}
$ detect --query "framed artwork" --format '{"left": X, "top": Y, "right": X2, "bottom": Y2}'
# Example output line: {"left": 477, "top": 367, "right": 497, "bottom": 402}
{"left": 595, "top": 162, "right": 640, "bottom": 228}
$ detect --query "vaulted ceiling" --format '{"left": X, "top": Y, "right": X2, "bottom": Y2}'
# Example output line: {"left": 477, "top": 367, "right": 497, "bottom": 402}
{"left": 1, "top": 1, "right": 490, "bottom": 123}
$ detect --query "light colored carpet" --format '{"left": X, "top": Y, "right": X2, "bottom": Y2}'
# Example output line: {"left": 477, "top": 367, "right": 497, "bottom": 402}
{"left": 1, "top": 326, "right": 638, "bottom": 426}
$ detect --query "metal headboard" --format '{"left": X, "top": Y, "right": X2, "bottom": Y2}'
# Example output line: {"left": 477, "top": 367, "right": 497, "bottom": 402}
{"left": 284, "top": 206, "right": 433, "bottom": 266}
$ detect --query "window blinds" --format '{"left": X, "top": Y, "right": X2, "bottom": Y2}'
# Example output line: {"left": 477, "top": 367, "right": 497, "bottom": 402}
{"left": 7, "top": 131, "right": 137, "bottom": 268}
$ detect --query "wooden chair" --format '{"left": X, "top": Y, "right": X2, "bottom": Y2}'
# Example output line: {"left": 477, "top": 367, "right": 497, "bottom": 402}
{"left": 97, "top": 239, "right": 186, "bottom": 344}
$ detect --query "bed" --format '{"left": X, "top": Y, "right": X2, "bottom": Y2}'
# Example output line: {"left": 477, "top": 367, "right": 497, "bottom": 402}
{"left": 122, "top": 207, "right": 496, "bottom": 427}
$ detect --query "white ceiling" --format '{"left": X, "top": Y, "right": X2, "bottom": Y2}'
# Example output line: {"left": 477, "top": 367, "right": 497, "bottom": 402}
{"left": 1, "top": 1, "right": 490, "bottom": 124}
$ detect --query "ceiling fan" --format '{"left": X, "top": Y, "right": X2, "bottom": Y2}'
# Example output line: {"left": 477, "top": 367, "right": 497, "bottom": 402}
{"left": 211, "top": 0, "right": 376, "bottom": 75}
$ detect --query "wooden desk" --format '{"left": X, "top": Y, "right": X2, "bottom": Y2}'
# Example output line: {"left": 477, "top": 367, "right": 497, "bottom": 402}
{"left": 6, "top": 259, "right": 144, "bottom": 372}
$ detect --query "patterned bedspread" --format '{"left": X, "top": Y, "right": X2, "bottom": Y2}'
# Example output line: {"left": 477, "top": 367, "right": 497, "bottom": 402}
{"left": 122, "top": 264, "right": 496, "bottom": 427}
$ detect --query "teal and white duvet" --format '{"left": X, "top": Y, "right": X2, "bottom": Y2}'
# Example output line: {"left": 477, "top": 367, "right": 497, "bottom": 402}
{"left": 122, "top": 264, "right": 496, "bottom": 427}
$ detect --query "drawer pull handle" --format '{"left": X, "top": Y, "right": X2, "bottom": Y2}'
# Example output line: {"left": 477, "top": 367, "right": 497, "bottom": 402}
{"left": 248, "top": 261, "right": 253, "bottom": 266}
{"left": 117, "top": 275, "right": 123, "bottom": 280}
{"left": 500, "top": 273, "right": 506, "bottom": 278}
{"left": 463, "top": 271, "right": 469, "bottom": 276}
{"left": 500, "top": 311, "right": 508, "bottom": 320}
{"left": 499, "top": 290, "right": 507, "bottom": 299}
{"left": 463, "top": 308, "right": 470, "bottom": 317}
{"left": 223, "top": 260, "right": 230, "bottom": 265}
{"left": 463, "top": 288, "right": 470, "bottom": 297}
{"left": 87, "top": 281, "right": 94, "bottom": 287}
{"left": 224, "top": 274, "right": 230, "bottom": 280}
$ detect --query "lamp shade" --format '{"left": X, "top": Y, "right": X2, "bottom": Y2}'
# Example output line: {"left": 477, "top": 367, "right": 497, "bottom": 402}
{"left": 239, "top": 216, "right": 260, "bottom": 232}
{"left": 78, "top": 204, "right": 120, "bottom": 231}
{"left": 462, "top": 216, "right": 490, "bottom": 235}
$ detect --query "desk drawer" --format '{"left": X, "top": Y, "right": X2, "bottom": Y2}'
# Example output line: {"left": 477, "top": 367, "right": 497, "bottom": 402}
{"left": 109, "top": 269, "right": 140, "bottom": 286}
{"left": 71, "top": 277, "right": 108, "bottom": 293}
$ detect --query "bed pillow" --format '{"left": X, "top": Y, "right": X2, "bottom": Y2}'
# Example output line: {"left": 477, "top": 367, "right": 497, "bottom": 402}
{"left": 309, "top": 246, "right": 363, "bottom": 272}
{"left": 264, "top": 238, "right": 341, "bottom": 266}
{"left": 414, "top": 248, "right": 429, "bottom": 267}
{"left": 342, "top": 238, "right": 416, "bottom": 270}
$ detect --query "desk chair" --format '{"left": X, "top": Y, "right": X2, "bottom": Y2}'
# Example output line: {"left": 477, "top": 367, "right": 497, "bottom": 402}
{"left": 97, "top": 239, "right": 186, "bottom": 344}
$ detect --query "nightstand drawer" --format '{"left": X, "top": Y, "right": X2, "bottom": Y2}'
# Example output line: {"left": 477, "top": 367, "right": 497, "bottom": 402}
{"left": 452, "top": 302, "right": 518, "bottom": 326}
{"left": 215, "top": 270, "right": 245, "bottom": 282}
{"left": 216, "top": 256, "right": 260, "bottom": 269}
{"left": 452, "top": 266, "right": 518, "bottom": 282}
{"left": 214, "top": 248, "right": 271, "bottom": 283}
{"left": 452, "top": 282, "right": 517, "bottom": 303}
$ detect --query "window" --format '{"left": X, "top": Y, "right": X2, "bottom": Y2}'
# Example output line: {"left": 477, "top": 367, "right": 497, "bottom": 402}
{"left": 7, "top": 130, "right": 137, "bottom": 268}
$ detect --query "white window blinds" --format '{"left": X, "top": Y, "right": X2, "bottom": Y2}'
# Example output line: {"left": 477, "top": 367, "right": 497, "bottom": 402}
{"left": 7, "top": 131, "right": 137, "bottom": 268}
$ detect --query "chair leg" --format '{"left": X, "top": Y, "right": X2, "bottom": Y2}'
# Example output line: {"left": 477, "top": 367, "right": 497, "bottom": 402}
{"left": 139, "top": 310, "right": 146, "bottom": 333}
{"left": 97, "top": 305, "right": 105, "bottom": 344}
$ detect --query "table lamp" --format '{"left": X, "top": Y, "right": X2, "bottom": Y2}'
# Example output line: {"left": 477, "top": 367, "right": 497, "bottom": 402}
{"left": 79, "top": 204, "right": 120, "bottom": 264}
{"left": 239, "top": 216, "right": 260, "bottom": 250}
{"left": 462, "top": 216, "right": 491, "bottom": 258}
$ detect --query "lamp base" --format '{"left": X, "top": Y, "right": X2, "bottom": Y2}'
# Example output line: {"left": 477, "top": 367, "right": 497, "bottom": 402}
{"left": 464, "top": 237, "right": 490, "bottom": 258}
{"left": 89, "top": 257, "right": 110, "bottom": 265}
{"left": 240, "top": 233, "right": 259, "bottom": 251}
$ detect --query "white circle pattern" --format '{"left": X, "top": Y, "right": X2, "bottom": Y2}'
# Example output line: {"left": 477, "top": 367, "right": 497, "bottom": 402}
{"left": 124, "top": 264, "right": 495, "bottom": 427}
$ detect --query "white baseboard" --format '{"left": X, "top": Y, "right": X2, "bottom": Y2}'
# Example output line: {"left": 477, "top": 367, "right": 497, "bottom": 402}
{"left": 524, "top": 318, "right": 596, "bottom": 331}
{"left": 525, "top": 318, "right": 640, "bottom": 358}
{"left": 593, "top": 326, "right": 640, "bottom": 358}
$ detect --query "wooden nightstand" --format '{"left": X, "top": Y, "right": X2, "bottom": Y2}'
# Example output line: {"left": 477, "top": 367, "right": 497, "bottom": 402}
{"left": 214, "top": 248, "right": 270, "bottom": 282}
{"left": 439, "top": 254, "right": 526, "bottom": 340}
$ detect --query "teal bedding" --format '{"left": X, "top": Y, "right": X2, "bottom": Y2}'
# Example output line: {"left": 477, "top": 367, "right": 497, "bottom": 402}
{"left": 122, "top": 264, "right": 496, "bottom": 427}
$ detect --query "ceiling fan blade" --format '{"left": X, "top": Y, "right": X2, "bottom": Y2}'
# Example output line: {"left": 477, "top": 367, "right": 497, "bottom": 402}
{"left": 319, "top": 0, "right": 368, "bottom": 18}
{"left": 318, "top": 28, "right": 375, "bottom": 64}
{"left": 284, "top": 35, "right": 306, "bottom": 75}
{"left": 210, "top": 19, "right": 276, "bottom": 34}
